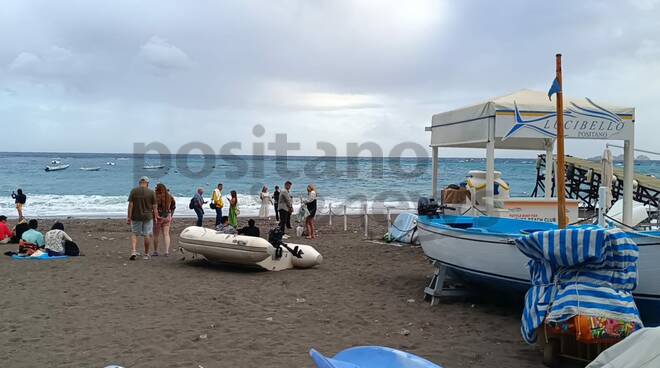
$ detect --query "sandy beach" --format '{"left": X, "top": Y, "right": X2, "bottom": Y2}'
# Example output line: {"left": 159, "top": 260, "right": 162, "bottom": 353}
{"left": 0, "top": 215, "right": 544, "bottom": 368}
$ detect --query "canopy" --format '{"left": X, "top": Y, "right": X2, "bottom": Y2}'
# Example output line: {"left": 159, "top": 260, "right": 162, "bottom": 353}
{"left": 429, "top": 90, "right": 635, "bottom": 150}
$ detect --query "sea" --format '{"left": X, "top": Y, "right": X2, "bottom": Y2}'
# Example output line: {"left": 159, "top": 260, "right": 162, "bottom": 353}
{"left": 1, "top": 152, "right": 658, "bottom": 219}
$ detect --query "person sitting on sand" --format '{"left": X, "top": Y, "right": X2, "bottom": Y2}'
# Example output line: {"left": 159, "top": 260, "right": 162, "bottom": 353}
{"left": 10, "top": 219, "right": 29, "bottom": 244}
{"left": 45, "top": 222, "right": 77, "bottom": 256}
{"left": 20, "top": 219, "right": 44, "bottom": 254}
{"left": 237, "top": 219, "right": 260, "bottom": 237}
{"left": 11, "top": 189, "right": 27, "bottom": 221}
{"left": 0, "top": 215, "right": 13, "bottom": 244}
{"left": 215, "top": 216, "right": 237, "bottom": 235}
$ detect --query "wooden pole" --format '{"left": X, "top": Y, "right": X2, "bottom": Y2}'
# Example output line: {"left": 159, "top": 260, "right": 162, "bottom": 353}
{"left": 328, "top": 202, "right": 333, "bottom": 226}
{"left": 343, "top": 204, "right": 347, "bottom": 231}
{"left": 363, "top": 203, "right": 368, "bottom": 238}
{"left": 555, "top": 53, "right": 567, "bottom": 229}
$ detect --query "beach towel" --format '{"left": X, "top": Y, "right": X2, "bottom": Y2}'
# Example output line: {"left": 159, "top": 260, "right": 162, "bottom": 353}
{"left": 515, "top": 228, "right": 642, "bottom": 344}
{"left": 12, "top": 253, "right": 69, "bottom": 260}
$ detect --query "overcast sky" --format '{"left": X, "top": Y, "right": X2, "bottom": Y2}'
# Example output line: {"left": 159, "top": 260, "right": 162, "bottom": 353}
{"left": 2, "top": 0, "right": 659, "bottom": 158}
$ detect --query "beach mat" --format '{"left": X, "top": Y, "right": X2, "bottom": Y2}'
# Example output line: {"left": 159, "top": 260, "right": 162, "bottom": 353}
{"left": 12, "top": 254, "right": 69, "bottom": 260}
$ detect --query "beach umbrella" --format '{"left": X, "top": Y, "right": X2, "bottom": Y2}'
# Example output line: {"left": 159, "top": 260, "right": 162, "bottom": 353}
{"left": 601, "top": 147, "right": 613, "bottom": 210}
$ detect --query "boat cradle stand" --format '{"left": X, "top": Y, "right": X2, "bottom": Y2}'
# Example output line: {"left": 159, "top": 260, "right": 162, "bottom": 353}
{"left": 424, "top": 260, "right": 472, "bottom": 305}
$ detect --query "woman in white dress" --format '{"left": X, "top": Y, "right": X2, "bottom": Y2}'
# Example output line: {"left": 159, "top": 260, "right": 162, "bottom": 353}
{"left": 259, "top": 186, "right": 273, "bottom": 218}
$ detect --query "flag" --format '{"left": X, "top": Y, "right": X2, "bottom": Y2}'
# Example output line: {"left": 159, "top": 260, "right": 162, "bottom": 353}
{"left": 548, "top": 77, "right": 561, "bottom": 100}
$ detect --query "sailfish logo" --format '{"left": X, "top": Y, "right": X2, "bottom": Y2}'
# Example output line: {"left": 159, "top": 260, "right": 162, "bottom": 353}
{"left": 503, "top": 98, "right": 622, "bottom": 140}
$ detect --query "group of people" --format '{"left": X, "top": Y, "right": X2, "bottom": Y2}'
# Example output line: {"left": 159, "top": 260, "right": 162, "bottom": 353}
{"left": 1, "top": 216, "right": 80, "bottom": 257}
{"left": 188, "top": 180, "right": 318, "bottom": 239}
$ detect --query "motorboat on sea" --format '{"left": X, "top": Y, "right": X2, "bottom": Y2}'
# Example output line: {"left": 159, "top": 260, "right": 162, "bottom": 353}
{"left": 45, "top": 163, "right": 70, "bottom": 172}
{"left": 419, "top": 90, "right": 660, "bottom": 325}
{"left": 143, "top": 164, "right": 165, "bottom": 170}
{"left": 178, "top": 226, "right": 322, "bottom": 271}
{"left": 80, "top": 166, "right": 101, "bottom": 171}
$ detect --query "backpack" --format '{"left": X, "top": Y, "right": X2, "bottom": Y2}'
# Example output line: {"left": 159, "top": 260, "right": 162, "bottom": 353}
{"left": 189, "top": 197, "right": 195, "bottom": 210}
{"left": 64, "top": 241, "right": 80, "bottom": 256}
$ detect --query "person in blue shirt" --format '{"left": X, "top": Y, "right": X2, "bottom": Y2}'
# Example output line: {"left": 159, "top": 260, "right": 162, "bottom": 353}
{"left": 21, "top": 219, "right": 44, "bottom": 247}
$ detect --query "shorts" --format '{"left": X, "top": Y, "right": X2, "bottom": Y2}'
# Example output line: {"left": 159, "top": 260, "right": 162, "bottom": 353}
{"left": 16, "top": 203, "right": 23, "bottom": 210}
{"left": 154, "top": 216, "right": 171, "bottom": 234}
{"left": 131, "top": 219, "right": 153, "bottom": 236}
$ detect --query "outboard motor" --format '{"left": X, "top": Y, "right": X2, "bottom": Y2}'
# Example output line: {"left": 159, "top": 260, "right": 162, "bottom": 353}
{"left": 418, "top": 197, "right": 440, "bottom": 216}
{"left": 268, "top": 227, "right": 304, "bottom": 259}
{"left": 268, "top": 228, "right": 285, "bottom": 258}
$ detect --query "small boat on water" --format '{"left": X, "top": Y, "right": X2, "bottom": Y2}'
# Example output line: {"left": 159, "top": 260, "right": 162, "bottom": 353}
{"left": 80, "top": 167, "right": 101, "bottom": 171}
{"left": 45, "top": 163, "right": 70, "bottom": 172}
{"left": 178, "top": 226, "right": 322, "bottom": 271}
{"left": 143, "top": 164, "right": 165, "bottom": 170}
{"left": 106, "top": 161, "right": 116, "bottom": 166}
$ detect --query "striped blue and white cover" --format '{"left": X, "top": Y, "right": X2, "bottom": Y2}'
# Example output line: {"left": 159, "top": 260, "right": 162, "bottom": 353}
{"left": 515, "top": 228, "right": 642, "bottom": 344}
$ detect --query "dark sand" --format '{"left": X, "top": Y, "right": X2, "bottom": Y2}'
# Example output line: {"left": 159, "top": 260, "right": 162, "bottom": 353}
{"left": 0, "top": 216, "right": 544, "bottom": 368}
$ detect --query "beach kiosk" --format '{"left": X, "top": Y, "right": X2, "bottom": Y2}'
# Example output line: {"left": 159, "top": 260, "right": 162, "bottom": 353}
{"left": 426, "top": 89, "right": 636, "bottom": 225}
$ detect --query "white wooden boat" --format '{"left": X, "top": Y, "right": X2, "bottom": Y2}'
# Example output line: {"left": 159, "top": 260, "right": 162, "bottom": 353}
{"left": 80, "top": 167, "right": 101, "bottom": 171}
{"left": 178, "top": 226, "right": 322, "bottom": 271}
{"left": 417, "top": 214, "right": 660, "bottom": 325}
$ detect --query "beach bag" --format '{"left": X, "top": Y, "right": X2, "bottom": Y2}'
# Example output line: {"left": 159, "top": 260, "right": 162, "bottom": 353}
{"left": 210, "top": 202, "right": 216, "bottom": 210}
{"left": 296, "top": 205, "right": 310, "bottom": 223}
{"left": 64, "top": 241, "right": 80, "bottom": 256}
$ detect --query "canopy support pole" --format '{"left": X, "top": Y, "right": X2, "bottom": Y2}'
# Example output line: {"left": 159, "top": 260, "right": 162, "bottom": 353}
{"left": 431, "top": 146, "right": 439, "bottom": 199}
{"left": 485, "top": 118, "right": 495, "bottom": 214}
{"left": 623, "top": 135, "right": 635, "bottom": 225}
{"left": 545, "top": 139, "right": 554, "bottom": 198}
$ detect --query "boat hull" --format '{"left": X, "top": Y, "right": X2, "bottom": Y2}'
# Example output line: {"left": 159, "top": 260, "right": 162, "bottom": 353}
{"left": 178, "top": 226, "right": 322, "bottom": 271}
{"left": 417, "top": 216, "right": 660, "bottom": 326}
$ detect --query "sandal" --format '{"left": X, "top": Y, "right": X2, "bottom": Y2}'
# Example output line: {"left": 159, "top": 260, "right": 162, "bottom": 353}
{"left": 129, "top": 254, "right": 137, "bottom": 261}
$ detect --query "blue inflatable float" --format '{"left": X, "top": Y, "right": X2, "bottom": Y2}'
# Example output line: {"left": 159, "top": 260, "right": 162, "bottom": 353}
{"left": 310, "top": 346, "right": 442, "bottom": 368}
{"left": 12, "top": 254, "right": 69, "bottom": 260}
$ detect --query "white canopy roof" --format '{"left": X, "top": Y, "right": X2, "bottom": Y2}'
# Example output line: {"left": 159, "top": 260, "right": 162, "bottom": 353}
{"left": 429, "top": 90, "right": 635, "bottom": 150}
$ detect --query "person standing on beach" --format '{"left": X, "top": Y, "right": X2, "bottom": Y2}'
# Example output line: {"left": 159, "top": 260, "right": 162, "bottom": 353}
{"left": 192, "top": 187, "right": 206, "bottom": 227}
{"left": 127, "top": 176, "right": 157, "bottom": 260}
{"left": 278, "top": 181, "right": 293, "bottom": 233}
{"left": 259, "top": 186, "right": 272, "bottom": 219}
{"left": 11, "top": 189, "right": 27, "bottom": 221}
{"left": 153, "top": 183, "right": 175, "bottom": 256}
{"left": 211, "top": 183, "right": 224, "bottom": 226}
{"left": 273, "top": 186, "right": 280, "bottom": 221}
{"left": 304, "top": 184, "right": 317, "bottom": 239}
{"left": 228, "top": 190, "right": 239, "bottom": 228}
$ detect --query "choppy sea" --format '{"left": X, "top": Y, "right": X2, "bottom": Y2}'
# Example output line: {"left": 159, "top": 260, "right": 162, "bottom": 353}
{"left": 1, "top": 152, "right": 657, "bottom": 218}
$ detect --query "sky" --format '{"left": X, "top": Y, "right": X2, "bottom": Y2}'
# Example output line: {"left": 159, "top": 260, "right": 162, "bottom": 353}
{"left": 1, "top": 0, "right": 659, "bottom": 158}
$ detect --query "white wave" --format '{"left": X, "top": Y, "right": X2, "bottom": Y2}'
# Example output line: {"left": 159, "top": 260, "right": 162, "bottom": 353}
{"left": 0, "top": 194, "right": 416, "bottom": 219}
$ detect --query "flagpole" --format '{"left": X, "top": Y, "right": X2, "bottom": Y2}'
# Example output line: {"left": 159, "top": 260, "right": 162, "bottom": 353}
{"left": 555, "top": 53, "right": 567, "bottom": 228}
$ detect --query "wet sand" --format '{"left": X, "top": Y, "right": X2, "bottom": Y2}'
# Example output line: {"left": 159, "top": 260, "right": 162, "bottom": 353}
{"left": 0, "top": 216, "right": 544, "bottom": 367}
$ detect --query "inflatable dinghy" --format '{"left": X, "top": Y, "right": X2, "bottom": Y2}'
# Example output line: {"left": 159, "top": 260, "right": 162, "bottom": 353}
{"left": 179, "top": 226, "right": 322, "bottom": 271}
